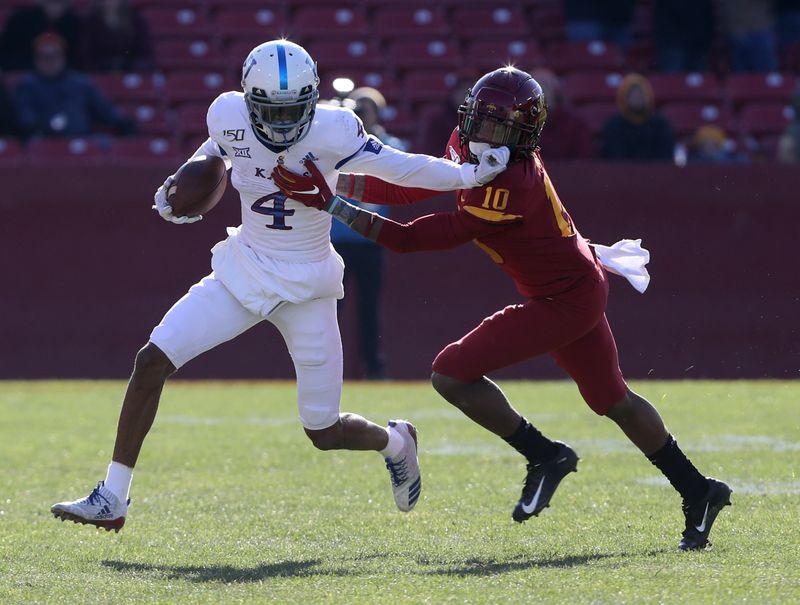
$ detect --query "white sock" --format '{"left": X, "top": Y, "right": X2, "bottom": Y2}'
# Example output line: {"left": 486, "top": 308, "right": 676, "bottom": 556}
{"left": 104, "top": 462, "right": 133, "bottom": 502}
{"left": 379, "top": 425, "right": 404, "bottom": 459}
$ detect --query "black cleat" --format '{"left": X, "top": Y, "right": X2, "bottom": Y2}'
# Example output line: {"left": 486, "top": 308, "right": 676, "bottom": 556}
{"left": 512, "top": 441, "right": 579, "bottom": 523}
{"left": 679, "top": 478, "right": 732, "bottom": 551}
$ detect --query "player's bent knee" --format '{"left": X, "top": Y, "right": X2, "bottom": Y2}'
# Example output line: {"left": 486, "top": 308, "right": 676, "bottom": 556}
{"left": 133, "top": 342, "right": 176, "bottom": 380}
{"left": 431, "top": 372, "right": 469, "bottom": 403}
{"left": 305, "top": 421, "right": 344, "bottom": 451}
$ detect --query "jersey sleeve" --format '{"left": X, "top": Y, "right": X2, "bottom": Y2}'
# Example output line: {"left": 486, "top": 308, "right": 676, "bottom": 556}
{"left": 375, "top": 208, "right": 510, "bottom": 253}
{"left": 188, "top": 92, "right": 234, "bottom": 168}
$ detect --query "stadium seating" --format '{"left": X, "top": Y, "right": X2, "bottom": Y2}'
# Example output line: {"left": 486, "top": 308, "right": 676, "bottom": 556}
{"left": 649, "top": 73, "right": 722, "bottom": 105}
{"left": 164, "top": 72, "right": 238, "bottom": 105}
{"left": 141, "top": 7, "right": 212, "bottom": 38}
{"left": 565, "top": 72, "right": 623, "bottom": 105}
{"left": 402, "top": 70, "right": 459, "bottom": 104}
{"left": 371, "top": 6, "right": 449, "bottom": 40}
{"left": 92, "top": 73, "right": 165, "bottom": 104}
{"left": 111, "top": 137, "right": 183, "bottom": 163}
{"left": 451, "top": 7, "right": 529, "bottom": 38}
{"left": 463, "top": 39, "right": 541, "bottom": 72}
{"left": 726, "top": 73, "right": 797, "bottom": 107}
{"left": 546, "top": 41, "right": 625, "bottom": 74}
{"left": 739, "top": 103, "right": 795, "bottom": 136}
{"left": 119, "top": 103, "right": 172, "bottom": 137}
{"left": 660, "top": 103, "right": 735, "bottom": 138}
{"left": 386, "top": 39, "right": 461, "bottom": 71}
{"left": 215, "top": 7, "right": 288, "bottom": 42}
{"left": 0, "top": 138, "right": 22, "bottom": 163}
{"left": 305, "top": 39, "right": 385, "bottom": 70}
{"left": 25, "top": 138, "right": 108, "bottom": 164}
{"left": 288, "top": 5, "right": 369, "bottom": 38}
{"left": 155, "top": 38, "right": 226, "bottom": 72}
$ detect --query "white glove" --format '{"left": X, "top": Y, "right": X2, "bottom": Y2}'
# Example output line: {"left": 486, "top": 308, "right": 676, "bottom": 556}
{"left": 459, "top": 146, "right": 511, "bottom": 187}
{"left": 152, "top": 174, "right": 203, "bottom": 224}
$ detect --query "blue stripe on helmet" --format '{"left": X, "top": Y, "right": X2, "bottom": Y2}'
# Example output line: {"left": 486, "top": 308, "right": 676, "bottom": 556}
{"left": 276, "top": 44, "right": 288, "bottom": 90}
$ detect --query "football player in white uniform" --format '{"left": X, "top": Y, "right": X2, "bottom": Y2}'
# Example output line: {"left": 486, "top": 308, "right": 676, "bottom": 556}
{"left": 51, "top": 39, "right": 510, "bottom": 531}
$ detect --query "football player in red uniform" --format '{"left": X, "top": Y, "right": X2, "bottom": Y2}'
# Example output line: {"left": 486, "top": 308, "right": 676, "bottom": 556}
{"left": 272, "top": 67, "right": 731, "bottom": 550}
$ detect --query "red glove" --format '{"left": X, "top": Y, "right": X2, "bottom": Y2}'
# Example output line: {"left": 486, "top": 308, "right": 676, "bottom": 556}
{"left": 271, "top": 159, "right": 333, "bottom": 210}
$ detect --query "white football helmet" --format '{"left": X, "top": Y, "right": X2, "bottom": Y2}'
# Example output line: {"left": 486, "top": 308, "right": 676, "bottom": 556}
{"left": 241, "top": 40, "right": 320, "bottom": 147}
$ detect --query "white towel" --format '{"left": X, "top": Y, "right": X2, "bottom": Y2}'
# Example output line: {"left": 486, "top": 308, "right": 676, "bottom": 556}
{"left": 590, "top": 239, "right": 651, "bottom": 293}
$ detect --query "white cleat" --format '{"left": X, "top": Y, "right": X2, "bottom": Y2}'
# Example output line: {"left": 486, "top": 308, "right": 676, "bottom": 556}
{"left": 385, "top": 420, "right": 422, "bottom": 512}
{"left": 51, "top": 481, "right": 128, "bottom": 533}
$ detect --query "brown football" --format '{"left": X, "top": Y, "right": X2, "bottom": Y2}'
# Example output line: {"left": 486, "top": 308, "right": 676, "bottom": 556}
{"left": 168, "top": 155, "right": 228, "bottom": 217}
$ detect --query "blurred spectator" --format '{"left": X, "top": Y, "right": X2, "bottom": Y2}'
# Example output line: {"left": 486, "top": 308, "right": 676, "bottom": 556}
{"left": 0, "top": 0, "right": 81, "bottom": 71}
{"left": 77, "top": 0, "right": 154, "bottom": 72}
{"left": 331, "top": 87, "right": 406, "bottom": 380}
{"left": 14, "top": 33, "right": 135, "bottom": 140}
{"left": 0, "top": 72, "right": 19, "bottom": 137}
{"left": 686, "top": 126, "right": 748, "bottom": 163}
{"left": 531, "top": 68, "right": 592, "bottom": 159}
{"left": 653, "top": 0, "right": 714, "bottom": 72}
{"left": 776, "top": 0, "right": 800, "bottom": 51}
{"left": 777, "top": 88, "right": 800, "bottom": 162}
{"left": 720, "top": 0, "right": 779, "bottom": 72}
{"left": 564, "top": 0, "right": 636, "bottom": 50}
{"left": 601, "top": 73, "right": 674, "bottom": 161}
{"left": 416, "top": 75, "right": 475, "bottom": 156}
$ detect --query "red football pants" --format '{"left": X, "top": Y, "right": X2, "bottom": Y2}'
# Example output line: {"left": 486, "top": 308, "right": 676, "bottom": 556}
{"left": 431, "top": 272, "right": 628, "bottom": 414}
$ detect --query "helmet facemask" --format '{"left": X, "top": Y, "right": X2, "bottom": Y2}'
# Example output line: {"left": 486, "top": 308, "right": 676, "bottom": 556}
{"left": 244, "top": 85, "right": 319, "bottom": 147}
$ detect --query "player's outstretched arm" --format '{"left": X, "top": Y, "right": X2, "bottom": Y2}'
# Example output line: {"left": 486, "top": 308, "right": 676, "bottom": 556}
{"left": 272, "top": 159, "right": 501, "bottom": 253}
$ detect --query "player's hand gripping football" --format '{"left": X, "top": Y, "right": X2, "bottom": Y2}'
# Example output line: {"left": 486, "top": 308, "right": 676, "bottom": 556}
{"left": 271, "top": 159, "right": 333, "bottom": 210}
{"left": 152, "top": 174, "right": 203, "bottom": 224}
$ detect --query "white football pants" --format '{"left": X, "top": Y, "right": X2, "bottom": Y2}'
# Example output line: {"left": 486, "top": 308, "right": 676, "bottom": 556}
{"left": 150, "top": 274, "right": 343, "bottom": 430}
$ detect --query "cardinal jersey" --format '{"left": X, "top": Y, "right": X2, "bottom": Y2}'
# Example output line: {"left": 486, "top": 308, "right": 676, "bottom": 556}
{"left": 195, "top": 92, "right": 473, "bottom": 264}
{"left": 451, "top": 131, "right": 602, "bottom": 299}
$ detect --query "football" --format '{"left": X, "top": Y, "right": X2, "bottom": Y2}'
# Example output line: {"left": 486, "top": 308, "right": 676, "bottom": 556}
{"left": 168, "top": 155, "right": 228, "bottom": 217}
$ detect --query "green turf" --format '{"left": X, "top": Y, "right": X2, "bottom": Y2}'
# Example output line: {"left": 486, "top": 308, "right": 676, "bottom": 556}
{"left": 1, "top": 380, "right": 798, "bottom": 604}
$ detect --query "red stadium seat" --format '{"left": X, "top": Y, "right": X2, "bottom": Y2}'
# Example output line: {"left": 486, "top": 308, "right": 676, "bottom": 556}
{"left": 661, "top": 103, "right": 734, "bottom": 137}
{"left": 164, "top": 72, "right": 238, "bottom": 106}
{"left": 305, "top": 39, "right": 385, "bottom": 70}
{"left": 118, "top": 102, "right": 172, "bottom": 137}
{"left": 726, "top": 73, "right": 797, "bottom": 107}
{"left": 288, "top": 5, "right": 369, "bottom": 38}
{"left": 112, "top": 137, "right": 183, "bottom": 163}
{"left": 175, "top": 104, "right": 212, "bottom": 140}
{"left": 576, "top": 102, "right": 617, "bottom": 135}
{"left": 0, "top": 138, "right": 23, "bottom": 163}
{"left": 379, "top": 104, "right": 415, "bottom": 139}
{"left": 546, "top": 41, "right": 625, "bottom": 74}
{"left": 451, "top": 6, "right": 529, "bottom": 38}
{"left": 215, "top": 7, "right": 288, "bottom": 41}
{"left": 564, "top": 72, "right": 623, "bottom": 105}
{"left": 371, "top": 6, "right": 449, "bottom": 39}
{"left": 92, "top": 73, "right": 165, "bottom": 104}
{"left": 402, "top": 70, "right": 460, "bottom": 103}
{"left": 155, "top": 38, "right": 226, "bottom": 72}
{"left": 25, "top": 138, "right": 108, "bottom": 164}
{"left": 142, "top": 7, "right": 212, "bottom": 38}
{"left": 739, "top": 103, "right": 795, "bottom": 137}
{"left": 649, "top": 73, "right": 722, "bottom": 105}
{"left": 463, "top": 39, "right": 542, "bottom": 72}
{"left": 386, "top": 38, "right": 461, "bottom": 71}
{"left": 317, "top": 68, "right": 399, "bottom": 103}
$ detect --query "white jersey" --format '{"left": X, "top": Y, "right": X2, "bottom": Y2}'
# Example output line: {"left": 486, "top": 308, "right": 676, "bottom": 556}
{"left": 192, "top": 92, "right": 474, "bottom": 263}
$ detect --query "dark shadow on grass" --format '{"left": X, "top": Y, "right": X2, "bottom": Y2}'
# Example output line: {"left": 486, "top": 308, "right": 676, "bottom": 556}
{"left": 417, "top": 553, "right": 616, "bottom": 576}
{"left": 102, "top": 558, "right": 358, "bottom": 583}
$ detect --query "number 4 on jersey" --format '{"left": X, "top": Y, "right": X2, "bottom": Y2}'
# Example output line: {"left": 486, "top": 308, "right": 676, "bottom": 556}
{"left": 252, "top": 192, "right": 295, "bottom": 230}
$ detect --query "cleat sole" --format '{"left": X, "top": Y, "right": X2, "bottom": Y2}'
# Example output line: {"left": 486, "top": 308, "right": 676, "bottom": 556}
{"left": 51, "top": 508, "right": 125, "bottom": 532}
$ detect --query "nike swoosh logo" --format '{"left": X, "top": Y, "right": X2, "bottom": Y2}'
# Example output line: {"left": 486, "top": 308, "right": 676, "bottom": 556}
{"left": 299, "top": 186, "right": 319, "bottom": 195}
{"left": 695, "top": 502, "right": 710, "bottom": 532}
{"left": 521, "top": 477, "right": 545, "bottom": 514}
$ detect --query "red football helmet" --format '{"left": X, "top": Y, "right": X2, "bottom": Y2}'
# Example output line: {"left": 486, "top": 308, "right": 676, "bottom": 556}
{"left": 458, "top": 67, "right": 547, "bottom": 160}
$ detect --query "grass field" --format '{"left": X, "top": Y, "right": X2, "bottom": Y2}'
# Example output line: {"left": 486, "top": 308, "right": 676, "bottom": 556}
{"left": 1, "top": 380, "right": 798, "bottom": 604}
